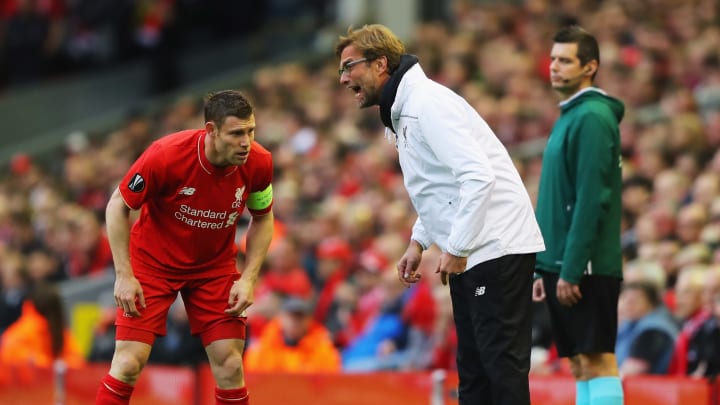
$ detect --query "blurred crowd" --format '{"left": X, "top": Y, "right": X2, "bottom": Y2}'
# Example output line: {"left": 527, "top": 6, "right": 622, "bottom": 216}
{"left": 1, "top": 0, "right": 720, "bottom": 381}
{"left": 0, "top": 0, "right": 322, "bottom": 93}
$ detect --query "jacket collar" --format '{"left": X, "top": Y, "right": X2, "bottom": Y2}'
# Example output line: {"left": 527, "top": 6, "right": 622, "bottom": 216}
{"left": 379, "top": 54, "right": 419, "bottom": 133}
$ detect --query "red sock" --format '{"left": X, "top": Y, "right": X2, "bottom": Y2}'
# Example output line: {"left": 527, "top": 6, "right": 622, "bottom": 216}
{"left": 95, "top": 374, "right": 134, "bottom": 405}
{"left": 215, "top": 386, "right": 249, "bottom": 405}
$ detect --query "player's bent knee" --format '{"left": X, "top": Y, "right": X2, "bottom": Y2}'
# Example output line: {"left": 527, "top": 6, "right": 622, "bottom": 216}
{"left": 216, "top": 353, "right": 244, "bottom": 376}
{"left": 111, "top": 352, "right": 146, "bottom": 379}
{"left": 212, "top": 355, "right": 245, "bottom": 388}
{"left": 109, "top": 344, "right": 152, "bottom": 383}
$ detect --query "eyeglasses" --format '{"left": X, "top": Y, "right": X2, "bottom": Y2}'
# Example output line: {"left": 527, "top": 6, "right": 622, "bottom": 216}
{"left": 339, "top": 58, "right": 370, "bottom": 76}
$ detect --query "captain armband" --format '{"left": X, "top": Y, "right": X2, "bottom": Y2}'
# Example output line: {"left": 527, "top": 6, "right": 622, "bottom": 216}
{"left": 247, "top": 184, "right": 273, "bottom": 210}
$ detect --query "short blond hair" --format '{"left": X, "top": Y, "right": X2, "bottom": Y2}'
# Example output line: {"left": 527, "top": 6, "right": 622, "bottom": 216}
{"left": 335, "top": 24, "right": 406, "bottom": 73}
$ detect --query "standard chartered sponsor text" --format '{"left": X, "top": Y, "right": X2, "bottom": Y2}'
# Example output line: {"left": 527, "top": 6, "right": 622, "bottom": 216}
{"left": 175, "top": 204, "right": 237, "bottom": 229}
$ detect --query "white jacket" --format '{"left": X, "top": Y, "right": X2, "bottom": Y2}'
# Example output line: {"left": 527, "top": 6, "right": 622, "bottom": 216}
{"left": 387, "top": 64, "right": 545, "bottom": 269}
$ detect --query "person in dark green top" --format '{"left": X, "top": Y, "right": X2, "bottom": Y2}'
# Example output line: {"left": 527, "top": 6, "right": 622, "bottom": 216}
{"left": 532, "top": 26, "right": 625, "bottom": 405}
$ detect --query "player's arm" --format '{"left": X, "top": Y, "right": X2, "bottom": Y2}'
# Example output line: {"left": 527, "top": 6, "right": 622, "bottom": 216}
{"left": 106, "top": 188, "right": 132, "bottom": 274}
{"left": 106, "top": 187, "right": 145, "bottom": 316}
{"left": 226, "top": 211, "right": 274, "bottom": 316}
{"left": 242, "top": 211, "right": 274, "bottom": 284}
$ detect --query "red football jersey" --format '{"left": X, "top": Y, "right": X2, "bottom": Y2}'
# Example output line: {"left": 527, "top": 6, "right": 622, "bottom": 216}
{"left": 118, "top": 130, "right": 273, "bottom": 279}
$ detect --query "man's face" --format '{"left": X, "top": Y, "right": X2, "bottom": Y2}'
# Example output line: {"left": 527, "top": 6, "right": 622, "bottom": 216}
{"left": 207, "top": 114, "right": 255, "bottom": 166}
{"left": 280, "top": 310, "right": 311, "bottom": 342}
{"left": 674, "top": 274, "right": 702, "bottom": 320}
{"left": 549, "top": 43, "right": 588, "bottom": 96}
{"left": 618, "top": 287, "right": 652, "bottom": 321}
{"left": 339, "top": 45, "right": 384, "bottom": 108}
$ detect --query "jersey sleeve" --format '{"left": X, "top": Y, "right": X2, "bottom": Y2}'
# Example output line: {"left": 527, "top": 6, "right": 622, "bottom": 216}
{"left": 247, "top": 151, "right": 274, "bottom": 216}
{"left": 118, "top": 142, "right": 167, "bottom": 210}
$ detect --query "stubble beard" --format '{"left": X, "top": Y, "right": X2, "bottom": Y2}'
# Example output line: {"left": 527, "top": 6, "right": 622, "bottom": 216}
{"left": 359, "top": 85, "right": 381, "bottom": 108}
{"left": 552, "top": 82, "right": 578, "bottom": 100}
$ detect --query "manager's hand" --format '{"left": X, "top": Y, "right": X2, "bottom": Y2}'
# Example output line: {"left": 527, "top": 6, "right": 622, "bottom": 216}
{"left": 397, "top": 241, "right": 423, "bottom": 287}
{"left": 436, "top": 252, "right": 466, "bottom": 286}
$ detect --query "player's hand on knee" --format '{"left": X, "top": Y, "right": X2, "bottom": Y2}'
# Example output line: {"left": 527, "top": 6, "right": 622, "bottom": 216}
{"left": 225, "top": 278, "right": 253, "bottom": 316}
{"left": 114, "top": 274, "right": 145, "bottom": 317}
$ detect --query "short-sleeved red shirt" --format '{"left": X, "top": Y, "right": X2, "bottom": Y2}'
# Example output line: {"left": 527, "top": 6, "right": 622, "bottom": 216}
{"left": 119, "top": 129, "right": 273, "bottom": 279}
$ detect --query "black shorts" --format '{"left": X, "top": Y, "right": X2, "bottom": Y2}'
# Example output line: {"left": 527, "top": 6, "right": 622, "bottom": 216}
{"left": 539, "top": 271, "right": 621, "bottom": 358}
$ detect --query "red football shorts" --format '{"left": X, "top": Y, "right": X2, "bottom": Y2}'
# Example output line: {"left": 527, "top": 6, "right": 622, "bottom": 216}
{"left": 114, "top": 270, "right": 247, "bottom": 347}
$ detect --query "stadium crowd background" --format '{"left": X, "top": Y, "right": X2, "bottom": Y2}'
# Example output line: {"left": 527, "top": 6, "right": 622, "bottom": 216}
{"left": 1, "top": 0, "right": 720, "bottom": 381}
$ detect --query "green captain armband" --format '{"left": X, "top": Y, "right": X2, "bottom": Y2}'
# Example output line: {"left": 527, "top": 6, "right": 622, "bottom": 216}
{"left": 247, "top": 184, "right": 273, "bottom": 210}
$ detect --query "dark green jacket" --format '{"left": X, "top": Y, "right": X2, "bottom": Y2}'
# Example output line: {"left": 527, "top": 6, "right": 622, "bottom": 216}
{"left": 535, "top": 88, "right": 624, "bottom": 283}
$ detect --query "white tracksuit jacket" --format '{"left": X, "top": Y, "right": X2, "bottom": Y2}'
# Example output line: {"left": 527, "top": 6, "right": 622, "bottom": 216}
{"left": 386, "top": 64, "right": 545, "bottom": 270}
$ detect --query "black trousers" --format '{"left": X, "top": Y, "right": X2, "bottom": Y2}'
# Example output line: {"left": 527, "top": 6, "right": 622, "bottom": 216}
{"left": 449, "top": 253, "right": 535, "bottom": 405}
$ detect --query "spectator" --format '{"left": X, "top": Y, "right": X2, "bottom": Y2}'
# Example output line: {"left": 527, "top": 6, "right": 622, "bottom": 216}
{"left": 0, "top": 0, "right": 64, "bottom": 86}
{"left": 675, "top": 203, "right": 709, "bottom": 245}
{"left": 396, "top": 247, "right": 438, "bottom": 371}
{"left": 616, "top": 281, "right": 678, "bottom": 375}
{"left": 254, "top": 236, "right": 313, "bottom": 300}
{"left": 673, "top": 266, "right": 708, "bottom": 324}
{"left": 622, "top": 175, "right": 654, "bottom": 220}
{"left": 667, "top": 266, "right": 711, "bottom": 374}
{"left": 691, "top": 171, "right": 720, "bottom": 208}
{"left": 87, "top": 291, "right": 119, "bottom": 363}
{"left": 244, "top": 297, "right": 340, "bottom": 373}
{"left": 324, "top": 280, "right": 361, "bottom": 349}
{"left": 246, "top": 235, "right": 313, "bottom": 342}
{"left": 313, "top": 237, "right": 354, "bottom": 325}
{"left": 341, "top": 269, "right": 409, "bottom": 372}
{"left": 685, "top": 291, "right": 720, "bottom": 377}
{"left": 653, "top": 169, "right": 691, "bottom": 212}
{"left": 0, "top": 282, "right": 85, "bottom": 380}
{"left": 324, "top": 248, "right": 389, "bottom": 348}
{"left": 0, "top": 248, "right": 30, "bottom": 333}
{"left": 25, "top": 246, "right": 63, "bottom": 283}
{"left": 64, "top": 208, "right": 113, "bottom": 278}
{"left": 618, "top": 258, "right": 675, "bottom": 314}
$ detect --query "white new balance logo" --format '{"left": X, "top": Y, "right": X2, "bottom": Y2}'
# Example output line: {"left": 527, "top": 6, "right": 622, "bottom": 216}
{"left": 178, "top": 187, "right": 196, "bottom": 195}
{"left": 475, "top": 286, "right": 486, "bottom": 296}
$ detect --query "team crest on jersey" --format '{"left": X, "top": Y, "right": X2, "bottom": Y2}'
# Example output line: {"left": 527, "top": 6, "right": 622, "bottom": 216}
{"left": 232, "top": 186, "right": 245, "bottom": 208}
{"left": 128, "top": 173, "right": 145, "bottom": 192}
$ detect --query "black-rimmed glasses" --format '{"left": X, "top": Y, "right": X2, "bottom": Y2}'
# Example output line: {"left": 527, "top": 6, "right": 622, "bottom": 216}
{"left": 339, "top": 58, "right": 370, "bottom": 76}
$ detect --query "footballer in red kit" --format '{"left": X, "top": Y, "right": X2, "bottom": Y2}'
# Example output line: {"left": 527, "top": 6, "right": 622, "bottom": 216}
{"left": 96, "top": 90, "right": 273, "bottom": 405}
{"left": 119, "top": 129, "right": 272, "bottom": 277}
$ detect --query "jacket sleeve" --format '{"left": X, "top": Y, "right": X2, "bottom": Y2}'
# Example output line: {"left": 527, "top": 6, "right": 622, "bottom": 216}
{"left": 418, "top": 94, "right": 495, "bottom": 257}
{"left": 411, "top": 217, "right": 433, "bottom": 250}
{"left": 561, "top": 111, "right": 616, "bottom": 283}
